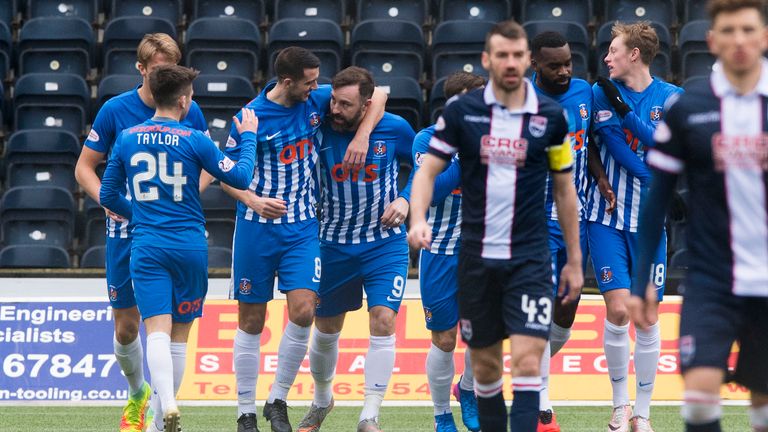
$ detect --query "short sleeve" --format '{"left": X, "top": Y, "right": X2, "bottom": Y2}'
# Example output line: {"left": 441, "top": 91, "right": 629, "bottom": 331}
{"left": 428, "top": 103, "right": 461, "bottom": 160}
{"left": 310, "top": 84, "right": 333, "bottom": 119}
{"left": 84, "top": 103, "right": 115, "bottom": 154}
{"left": 647, "top": 98, "right": 685, "bottom": 174}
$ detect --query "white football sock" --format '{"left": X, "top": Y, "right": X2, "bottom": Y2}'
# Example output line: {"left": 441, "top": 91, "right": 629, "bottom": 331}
{"left": 749, "top": 404, "right": 768, "bottom": 430}
{"left": 460, "top": 349, "right": 474, "bottom": 391}
{"left": 604, "top": 319, "right": 630, "bottom": 407}
{"left": 634, "top": 322, "right": 660, "bottom": 419}
{"left": 268, "top": 321, "right": 310, "bottom": 403}
{"left": 360, "top": 335, "right": 395, "bottom": 422}
{"left": 550, "top": 323, "right": 572, "bottom": 356}
{"left": 234, "top": 328, "right": 261, "bottom": 417}
{"left": 146, "top": 332, "right": 176, "bottom": 413}
{"left": 310, "top": 329, "right": 340, "bottom": 408}
{"left": 170, "top": 342, "right": 186, "bottom": 395}
{"left": 114, "top": 335, "right": 145, "bottom": 395}
{"left": 539, "top": 342, "right": 553, "bottom": 411}
{"left": 426, "top": 343, "right": 455, "bottom": 415}
{"left": 682, "top": 391, "right": 721, "bottom": 425}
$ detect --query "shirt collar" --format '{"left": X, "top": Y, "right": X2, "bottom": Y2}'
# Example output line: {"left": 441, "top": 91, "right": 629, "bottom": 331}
{"left": 711, "top": 58, "right": 768, "bottom": 97}
{"left": 483, "top": 78, "right": 539, "bottom": 114}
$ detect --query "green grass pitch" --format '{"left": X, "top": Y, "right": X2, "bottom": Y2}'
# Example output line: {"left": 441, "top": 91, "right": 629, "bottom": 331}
{"left": 0, "top": 405, "right": 752, "bottom": 431}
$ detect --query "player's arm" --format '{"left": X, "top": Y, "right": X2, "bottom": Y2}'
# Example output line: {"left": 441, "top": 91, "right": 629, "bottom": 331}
{"left": 98, "top": 139, "right": 132, "bottom": 220}
{"left": 382, "top": 120, "right": 416, "bottom": 227}
{"left": 411, "top": 129, "right": 461, "bottom": 205}
{"left": 587, "top": 139, "right": 616, "bottom": 213}
{"left": 343, "top": 86, "right": 387, "bottom": 171}
{"left": 198, "top": 109, "right": 260, "bottom": 190}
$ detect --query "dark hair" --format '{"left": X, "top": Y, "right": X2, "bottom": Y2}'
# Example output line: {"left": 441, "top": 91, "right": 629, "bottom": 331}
{"left": 531, "top": 31, "right": 569, "bottom": 57}
{"left": 708, "top": 0, "right": 767, "bottom": 22}
{"left": 443, "top": 72, "right": 485, "bottom": 99}
{"left": 274, "top": 46, "right": 321, "bottom": 82}
{"left": 484, "top": 20, "right": 527, "bottom": 52}
{"left": 149, "top": 64, "right": 199, "bottom": 108}
{"left": 331, "top": 66, "right": 375, "bottom": 100}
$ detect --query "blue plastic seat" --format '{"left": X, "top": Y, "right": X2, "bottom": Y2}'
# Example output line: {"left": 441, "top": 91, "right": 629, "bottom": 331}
{"left": 356, "top": 0, "right": 427, "bottom": 25}
{"left": 26, "top": 0, "right": 98, "bottom": 22}
{"left": 521, "top": 0, "right": 592, "bottom": 26}
{"left": 274, "top": 0, "right": 344, "bottom": 22}
{"left": 0, "top": 0, "right": 17, "bottom": 27}
{"left": 4, "top": 130, "right": 81, "bottom": 192}
{"left": 13, "top": 73, "right": 90, "bottom": 136}
{"left": 193, "top": 74, "right": 257, "bottom": 148}
{"left": 431, "top": 20, "right": 494, "bottom": 81}
{"left": 351, "top": 19, "right": 424, "bottom": 81}
{"left": 192, "top": 0, "right": 266, "bottom": 23}
{"left": 267, "top": 18, "right": 343, "bottom": 80}
{"left": 208, "top": 246, "right": 232, "bottom": 268}
{"left": 96, "top": 74, "right": 140, "bottom": 109}
{"left": 201, "top": 185, "right": 237, "bottom": 219}
{"left": 102, "top": 16, "right": 177, "bottom": 75}
{"left": 439, "top": 0, "right": 510, "bottom": 22}
{"left": 0, "top": 245, "right": 71, "bottom": 268}
{"left": 82, "top": 196, "right": 106, "bottom": 250}
{"left": 80, "top": 245, "right": 106, "bottom": 268}
{"left": 0, "top": 22, "right": 10, "bottom": 80}
{"left": 680, "top": 20, "right": 715, "bottom": 79}
{"left": 110, "top": 0, "right": 181, "bottom": 24}
{"left": 377, "top": 76, "right": 423, "bottom": 131}
{"left": 18, "top": 17, "right": 94, "bottom": 76}
{"left": 185, "top": 17, "right": 260, "bottom": 80}
{"left": 682, "top": 0, "right": 709, "bottom": 23}
{"left": 0, "top": 186, "right": 76, "bottom": 249}
{"left": 604, "top": 0, "right": 676, "bottom": 27}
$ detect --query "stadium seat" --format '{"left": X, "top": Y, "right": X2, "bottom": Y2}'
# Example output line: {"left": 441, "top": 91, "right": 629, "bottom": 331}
{"left": 669, "top": 248, "right": 689, "bottom": 270}
{"left": 102, "top": 16, "right": 177, "bottom": 76}
{"left": 274, "top": 0, "right": 344, "bottom": 22}
{"left": 80, "top": 245, "right": 106, "bottom": 268}
{"left": 682, "top": 74, "right": 708, "bottom": 91}
{"left": 96, "top": 74, "right": 140, "bottom": 109}
{"left": 0, "top": 244, "right": 71, "bottom": 268}
{"left": 604, "top": 0, "right": 677, "bottom": 27}
{"left": 26, "top": 0, "right": 98, "bottom": 22}
{"left": 185, "top": 17, "right": 260, "bottom": 80}
{"left": 431, "top": 20, "right": 494, "bottom": 81}
{"left": 596, "top": 21, "right": 673, "bottom": 80}
{"left": 0, "top": 0, "right": 16, "bottom": 27}
{"left": 0, "top": 186, "right": 76, "bottom": 249}
{"left": 356, "top": 0, "right": 427, "bottom": 26}
{"left": 429, "top": 76, "right": 448, "bottom": 124}
{"left": 377, "top": 77, "right": 423, "bottom": 131}
{"left": 110, "top": 0, "right": 181, "bottom": 24}
{"left": 669, "top": 221, "right": 687, "bottom": 252}
{"left": 521, "top": 0, "right": 592, "bottom": 27}
{"left": 208, "top": 246, "right": 232, "bottom": 268}
{"left": 0, "top": 21, "right": 10, "bottom": 80}
{"left": 193, "top": 74, "right": 257, "bottom": 148}
{"left": 351, "top": 19, "right": 424, "bottom": 81}
{"left": 18, "top": 17, "right": 94, "bottom": 76}
{"left": 438, "top": 0, "right": 511, "bottom": 22}
{"left": 82, "top": 196, "right": 106, "bottom": 250}
{"left": 201, "top": 185, "right": 237, "bottom": 219}
{"left": 205, "top": 218, "right": 235, "bottom": 248}
{"left": 682, "top": 0, "right": 709, "bottom": 23}
{"left": 13, "top": 73, "right": 90, "bottom": 136}
{"left": 4, "top": 129, "right": 81, "bottom": 193}
{"left": 680, "top": 20, "right": 715, "bottom": 79}
{"left": 192, "top": 0, "right": 266, "bottom": 23}
{"left": 523, "top": 20, "right": 590, "bottom": 79}
{"left": 267, "top": 18, "right": 343, "bottom": 80}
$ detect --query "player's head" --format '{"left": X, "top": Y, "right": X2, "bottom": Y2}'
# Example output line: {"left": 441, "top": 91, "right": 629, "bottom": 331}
{"left": 707, "top": 0, "right": 768, "bottom": 76}
{"left": 136, "top": 33, "right": 182, "bottom": 79}
{"left": 605, "top": 21, "right": 659, "bottom": 80}
{"left": 531, "top": 31, "right": 573, "bottom": 94}
{"left": 443, "top": 72, "right": 486, "bottom": 99}
{"left": 274, "top": 47, "right": 321, "bottom": 104}
{"left": 329, "top": 66, "right": 374, "bottom": 132}
{"left": 482, "top": 20, "right": 530, "bottom": 93}
{"left": 148, "top": 64, "right": 199, "bottom": 118}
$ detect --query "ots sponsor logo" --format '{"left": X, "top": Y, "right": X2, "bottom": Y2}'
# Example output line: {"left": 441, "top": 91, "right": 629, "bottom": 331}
{"left": 650, "top": 106, "right": 663, "bottom": 122}
{"left": 279, "top": 139, "right": 313, "bottom": 164}
{"left": 480, "top": 135, "right": 528, "bottom": 167}
{"left": 569, "top": 129, "right": 586, "bottom": 151}
{"left": 711, "top": 132, "right": 768, "bottom": 171}
{"left": 528, "top": 115, "right": 548, "bottom": 138}
{"left": 373, "top": 141, "right": 387, "bottom": 157}
{"left": 309, "top": 112, "right": 321, "bottom": 128}
{"left": 238, "top": 278, "right": 252, "bottom": 295}
{"left": 579, "top": 103, "right": 589, "bottom": 120}
{"left": 177, "top": 298, "right": 203, "bottom": 315}
{"left": 600, "top": 267, "right": 613, "bottom": 283}
{"left": 330, "top": 164, "right": 379, "bottom": 182}
{"left": 108, "top": 285, "right": 118, "bottom": 302}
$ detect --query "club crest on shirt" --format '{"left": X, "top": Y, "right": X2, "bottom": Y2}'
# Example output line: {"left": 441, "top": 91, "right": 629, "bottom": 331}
{"left": 309, "top": 112, "right": 321, "bottom": 128}
{"left": 679, "top": 335, "right": 696, "bottom": 367}
{"left": 650, "top": 106, "right": 663, "bottom": 122}
{"left": 528, "top": 115, "right": 548, "bottom": 138}
{"left": 373, "top": 140, "right": 387, "bottom": 158}
{"left": 600, "top": 266, "right": 613, "bottom": 283}
{"left": 579, "top": 104, "right": 589, "bottom": 120}
{"left": 108, "top": 284, "right": 118, "bottom": 302}
{"left": 460, "top": 318, "right": 473, "bottom": 341}
{"left": 423, "top": 307, "right": 433, "bottom": 323}
{"left": 238, "top": 278, "right": 252, "bottom": 295}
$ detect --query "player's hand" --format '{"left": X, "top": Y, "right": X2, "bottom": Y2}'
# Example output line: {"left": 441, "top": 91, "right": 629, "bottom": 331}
{"left": 343, "top": 134, "right": 369, "bottom": 172}
{"left": 103, "top": 207, "right": 127, "bottom": 223}
{"left": 234, "top": 108, "right": 259, "bottom": 135}
{"left": 381, "top": 197, "right": 409, "bottom": 228}
{"left": 245, "top": 192, "right": 287, "bottom": 219}
{"left": 558, "top": 260, "right": 584, "bottom": 305}
{"left": 597, "top": 176, "right": 617, "bottom": 214}
{"left": 597, "top": 76, "right": 631, "bottom": 117}
{"left": 407, "top": 219, "right": 432, "bottom": 250}
{"left": 626, "top": 283, "right": 659, "bottom": 329}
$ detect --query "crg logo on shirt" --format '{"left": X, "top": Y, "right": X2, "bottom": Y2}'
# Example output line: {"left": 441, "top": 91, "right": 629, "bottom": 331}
{"left": 711, "top": 132, "right": 768, "bottom": 171}
{"left": 480, "top": 135, "right": 528, "bottom": 167}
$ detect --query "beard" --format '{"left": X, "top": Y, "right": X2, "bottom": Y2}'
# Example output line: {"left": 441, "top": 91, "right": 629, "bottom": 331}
{"left": 540, "top": 74, "right": 571, "bottom": 94}
{"left": 329, "top": 111, "right": 362, "bottom": 132}
{"left": 492, "top": 68, "right": 524, "bottom": 93}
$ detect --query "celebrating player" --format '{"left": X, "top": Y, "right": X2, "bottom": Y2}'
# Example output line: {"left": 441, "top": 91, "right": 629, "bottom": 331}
{"left": 74, "top": 33, "right": 208, "bottom": 432}
{"left": 411, "top": 71, "right": 485, "bottom": 432}
{"left": 409, "top": 21, "right": 583, "bottom": 432}
{"left": 629, "top": 1, "right": 768, "bottom": 431}
{"left": 220, "top": 48, "right": 386, "bottom": 432}
{"left": 100, "top": 65, "right": 259, "bottom": 432}
{"left": 586, "top": 21, "right": 683, "bottom": 432}
{"left": 297, "top": 66, "right": 414, "bottom": 432}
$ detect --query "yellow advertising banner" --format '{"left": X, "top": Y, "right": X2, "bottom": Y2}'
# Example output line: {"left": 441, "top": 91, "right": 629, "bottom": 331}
{"left": 177, "top": 298, "right": 749, "bottom": 401}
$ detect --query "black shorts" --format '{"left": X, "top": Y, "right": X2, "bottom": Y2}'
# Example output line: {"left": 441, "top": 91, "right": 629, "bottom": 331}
{"left": 456, "top": 250, "right": 553, "bottom": 348}
{"left": 679, "top": 284, "right": 768, "bottom": 394}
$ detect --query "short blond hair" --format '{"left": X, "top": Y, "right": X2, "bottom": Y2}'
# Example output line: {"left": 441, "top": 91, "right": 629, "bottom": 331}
{"left": 136, "top": 33, "right": 181, "bottom": 67}
{"left": 611, "top": 21, "right": 659, "bottom": 66}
